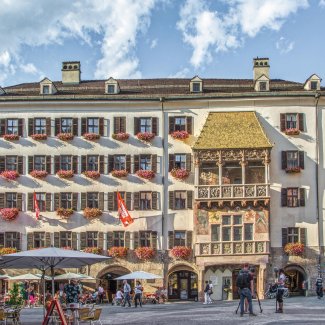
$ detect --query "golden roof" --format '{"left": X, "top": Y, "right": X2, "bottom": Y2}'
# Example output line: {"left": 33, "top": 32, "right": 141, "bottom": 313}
{"left": 193, "top": 112, "right": 272, "bottom": 150}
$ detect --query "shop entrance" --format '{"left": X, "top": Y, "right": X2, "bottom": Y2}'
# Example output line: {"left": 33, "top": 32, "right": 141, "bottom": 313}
{"left": 168, "top": 271, "right": 198, "bottom": 300}
{"left": 284, "top": 267, "right": 305, "bottom": 296}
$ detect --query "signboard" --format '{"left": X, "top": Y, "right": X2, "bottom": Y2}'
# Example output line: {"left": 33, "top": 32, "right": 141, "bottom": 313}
{"left": 42, "top": 299, "right": 67, "bottom": 325}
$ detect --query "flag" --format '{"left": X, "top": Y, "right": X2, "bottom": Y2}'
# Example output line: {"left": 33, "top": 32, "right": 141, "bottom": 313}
{"left": 117, "top": 191, "right": 134, "bottom": 227}
{"left": 34, "top": 192, "right": 40, "bottom": 220}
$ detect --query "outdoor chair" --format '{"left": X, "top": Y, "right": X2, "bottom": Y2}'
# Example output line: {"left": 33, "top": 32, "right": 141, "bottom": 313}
{"left": 4, "top": 306, "right": 21, "bottom": 325}
{"left": 77, "top": 308, "right": 102, "bottom": 325}
{"left": 0, "top": 309, "right": 7, "bottom": 325}
{"left": 76, "top": 307, "right": 92, "bottom": 324}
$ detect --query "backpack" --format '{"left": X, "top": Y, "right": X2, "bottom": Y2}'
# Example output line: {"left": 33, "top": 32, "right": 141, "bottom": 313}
{"left": 236, "top": 270, "right": 250, "bottom": 289}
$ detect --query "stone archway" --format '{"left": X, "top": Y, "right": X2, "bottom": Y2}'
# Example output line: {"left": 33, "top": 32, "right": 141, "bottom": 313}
{"left": 284, "top": 264, "right": 307, "bottom": 296}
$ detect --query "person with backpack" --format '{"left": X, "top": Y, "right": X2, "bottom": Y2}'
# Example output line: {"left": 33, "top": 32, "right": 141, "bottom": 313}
{"left": 276, "top": 268, "right": 286, "bottom": 313}
{"left": 236, "top": 263, "right": 257, "bottom": 317}
{"left": 316, "top": 277, "right": 323, "bottom": 299}
{"left": 203, "top": 281, "right": 212, "bottom": 304}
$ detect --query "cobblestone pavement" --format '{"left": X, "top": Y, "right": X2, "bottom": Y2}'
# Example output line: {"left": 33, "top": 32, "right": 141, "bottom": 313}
{"left": 20, "top": 296, "right": 325, "bottom": 325}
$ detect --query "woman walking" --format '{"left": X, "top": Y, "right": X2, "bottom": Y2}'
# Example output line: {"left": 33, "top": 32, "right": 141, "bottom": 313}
{"left": 134, "top": 281, "right": 143, "bottom": 308}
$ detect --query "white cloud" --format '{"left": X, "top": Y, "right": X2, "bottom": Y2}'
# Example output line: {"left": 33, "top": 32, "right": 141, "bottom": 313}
{"left": 20, "top": 63, "right": 39, "bottom": 75}
{"left": 150, "top": 39, "right": 158, "bottom": 49}
{"left": 276, "top": 37, "right": 295, "bottom": 54}
{"left": 320, "top": 0, "right": 325, "bottom": 7}
{"left": 168, "top": 68, "right": 190, "bottom": 78}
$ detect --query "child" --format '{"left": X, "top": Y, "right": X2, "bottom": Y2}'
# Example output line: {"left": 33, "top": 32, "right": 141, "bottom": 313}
{"left": 115, "top": 287, "right": 123, "bottom": 306}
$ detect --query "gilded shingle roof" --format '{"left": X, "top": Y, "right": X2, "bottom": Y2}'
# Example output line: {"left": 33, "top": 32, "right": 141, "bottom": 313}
{"left": 193, "top": 112, "right": 272, "bottom": 150}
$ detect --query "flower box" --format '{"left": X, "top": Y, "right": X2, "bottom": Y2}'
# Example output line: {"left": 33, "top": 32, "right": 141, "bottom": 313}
{"left": 83, "top": 133, "right": 100, "bottom": 141}
{"left": 31, "top": 133, "right": 48, "bottom": 140}
{"left": 136, "top": 132, "right": 155, "bottom": 142}
{"left": 3, "top": 134, "right": 20, "bottom": 141}
{"left": 111, "top": 169, "right": 128, "bottom": 178}
{"left": 285, "top": 166, "right": 301, "bottom": 173}
{"left": 136, "top": 169, "right": 155, "bottom": 180}
{"left": 0, "top": 208, "right": 19, "bottom": 221}
{"left": 62, "top": 246, "right": 73, "bottom": 250}
{"left": 170, "top": 168, "right": 189, "bottom": 180}
{"left": 285, "top": 128, "right": 300, "bottom": 136}
{"left": 83, "top": 170, "right": 101, "bottom": 179}
{"left": 170, "top": 246, "right": 192, "bottom": 260}
{"left": 57, "top": 133, "right": 74, "bottom": 141}
{"left": 108, "top": 247, "right": 128, "bottom": 258}
{"left": 1, "top": 170, "right": 19, "bottom": 180}
{"left": 112, "top": 132, "right": 130, "bottom": 141}
{"left": 30, "top": 170, "right": 48, "bottom": 179}
{"left": 134, "top": 247, "right": 155, "bottom": 261}
{"left": 83, "top": 207, "right": 103, "bottom": 219}
{"left": 284, "top": 242, "right": 304, "bottom": 256}
{"left": 83, "top": 247, "right": 103, "bottom": 255}
{"left": 56, "top": 208, "right": 74, "bottom": 219}
{"left": 56, "top": 170, "right": 74, "bottom": 179}
{"left": 0, "top": 247, "right": 17, "bottom": 255}
{"left": 171, "top": 130, "right": 189, "bottom": 140}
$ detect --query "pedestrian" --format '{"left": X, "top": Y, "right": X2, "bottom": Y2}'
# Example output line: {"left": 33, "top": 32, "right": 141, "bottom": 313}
{"left": 122, "top": 280, "right": 131, "bottom": 307}
{"left": 244, "top": 268, "right": 255, "bottom": 313}
{"left": 316, "top": 277, "right": 323, "bottom": 299}
{"left": 98, "top": 283, "right": 104, "bottom": 304}
{"left": 203, "top": 281, "right": 211, "bottom": 304}
{"left": 114, "top": 287, "right": 123, "bottom": 306}
{"left": 275, "top": 268, "right": 286, "bottom": 313}
{"left": 208, "top": 281, "right": 213, "bottom": 303}
{"left": 236, "top": 263, "right": 257, "bottom": 317}
{"left": 134, "top": 281, "right": 143, "bottom": 308}
{"left": 64, "top": 279, "right": 81, "bottom": 306}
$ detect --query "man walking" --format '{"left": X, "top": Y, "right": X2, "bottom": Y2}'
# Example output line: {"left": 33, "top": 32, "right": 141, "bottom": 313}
{"left": 236, "top": 263, "right": 257, "bottom": 317}
{"left": 316, "top": 277, "right": 323, "bottom": 299}
{"left": 203, "top": 281, "right": 211, "bottom": 304}
{"left": 122, "top": 280, "right": 132, "bottom": 307}
{"left": 276, "top": 269, "right": 286, "bottom": 313}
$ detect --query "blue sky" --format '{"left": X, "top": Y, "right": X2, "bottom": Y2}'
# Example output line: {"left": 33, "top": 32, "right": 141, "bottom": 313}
{"left": 0, "top": 0, "right": 325, "bottom": 86}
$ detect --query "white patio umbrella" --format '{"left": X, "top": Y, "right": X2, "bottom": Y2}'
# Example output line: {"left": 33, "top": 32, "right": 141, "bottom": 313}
{"left": 115, "top": 271, "right": 162, "bottom": 280}
{"left": 54, "top": 272, "right": 95, "bottom": 281}
{"left": 9, "top": 273, "right": 43, "bottom": 281}
{"left": 0, "top": 275, "right": 11, "bottom": 280}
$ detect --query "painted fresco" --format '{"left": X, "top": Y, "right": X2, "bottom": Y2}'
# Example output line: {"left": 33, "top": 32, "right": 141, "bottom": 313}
{"left": 196, "top": 209, "right": 209, "bottom": 235}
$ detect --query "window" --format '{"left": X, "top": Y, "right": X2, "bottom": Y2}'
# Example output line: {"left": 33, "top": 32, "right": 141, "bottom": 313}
{"left": 36, "top": 193, "right": 46, "bottom": 212}
{"left": 87, "top": 118, "right": 99, "bottom": 134}
{"left": 287, "top": 227, "right": 299, "bottom": 243}
{"left": 114, "top": 155, "right": 126, "bottom": 170}
{"left": 87, "top": 156, "right": 98, "bottom": 171}
{"left": 174, "top": 231, "right": 186, "bottom": 246}
{"left": 107, "top": 85, "right": 115, "bottom": 93}
{"left": 174, "top": 191, "right": 186, "bottom": 209}
{"left": 34, "top": 118, "right": 46, "bottom": 134}
{"left": 6, "top": 156, "right": 18, "bottom": 171}
{"left": 60, "top": 231, "right": 72, "bottom": 247}
{"left": 286, "top": 151, "right": 299, "bottom": 168}
{"left": 281, "top": 188, "right": 305, "bottom": 207}
{"left": 42, "top": 85, "right": 50, "bottom": 94}
{"left": 87, "top": 231, "right": 98, "bottom": 247}
{"left": 60, "top": 156, "right": 72, "bottom": 171}
{"left": 174, "top": 117, "right": 186, "bottom": 131}
{"left": 287, "top": 188, "right": 299, "bottom": 207}
{"left": 140, "top": 192, "right": 152, "bottom": 210}
{"left": 175, "top": 154, "right": 186, "bottom": 169}
{"left": 34, "top": 156, "right": 46, "bottom": 171}
{"left": 311, "top": 81, "right": 318, "bottom": 90}
{"left": 6, "top": 119, "right": 18, "bottom": 135}
{"left": 6, "top": 193, "right": 17, "bottom": 208}
{"left": 217, "top": 215, "right": 252, "bottom": 242}
{"left": 61, "top": 193, "right": 72, "bottom": 209}
{"left": 140, "top": 155, "right": 151, "bottom": 171}
{"left": 34, "top": 232, "right": 45, "bottom": 248}
{"left": 244, "top": 224, "right": 253, "bottom": 241}
{"left": 5, "top": 232, "right": 20, "bottom": 249}
{"left": 259, "top": 82, "right": 267, "bottom": 91}
{"left": 211, "top": 225, "right": 220, "bottom": 242}
{"left": 140, "top": 118, "right": 152, "bottom": 133}
{"left": 61, "top": 118, "right": 73, "bottom": 133}
{"left": 140, "top": 231, "right": 151, "bottom": 247}
{"left": 87, "top": 192, "right": 98, "bottom": 208}
{"left": 285, "top": 114, "right": 297, "bottom": 129}
{"left": 113, "top": 231, "right": 125, "bottom": 247}
{"left": 192, "top": 82, "right": 201, "bottom": 92}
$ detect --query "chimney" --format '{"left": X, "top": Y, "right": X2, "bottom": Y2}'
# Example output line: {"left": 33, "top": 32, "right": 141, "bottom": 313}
{"left": 253, "top": 57, "right": 270, "bottom": 81}
{"left": 62, "top": 61, "right": 81, "bottom": 84}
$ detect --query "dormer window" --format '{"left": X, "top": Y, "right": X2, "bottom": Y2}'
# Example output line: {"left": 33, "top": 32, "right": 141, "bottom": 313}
{"left": 190, "top": 76, "right": 203, "bottom": 93}
{"left": 259, "top": 82, "right": 267, "bottom": 91}
{"left": 107, "top": 85, "right": 115, "bottom": 94}
{"left": 311, "top": 81, "right": 318, "bottom": 90}
{"left": 192, "top": 82, "right": 201, "bottom": 92}
{"left": 304, "top": 74, "right": 321, "bottom": 91}
{"left": 254, "top": 75, "right": 269, "bottom": 92}
{"left": 40, "top": 78, "right": 57, "bottom": 95}
{"left": 105, "top": 77, "right": 120, "bottom": 94}
{"left": 42, "top": 85, "right": 50, "bottom": 94}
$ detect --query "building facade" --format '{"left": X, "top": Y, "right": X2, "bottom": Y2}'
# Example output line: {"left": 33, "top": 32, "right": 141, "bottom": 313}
{"left": 0, "top": 59, "right": 324, "bottom": 300}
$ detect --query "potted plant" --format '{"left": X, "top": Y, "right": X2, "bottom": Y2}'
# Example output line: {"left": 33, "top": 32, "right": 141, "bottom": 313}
{"left": 56, "top": 208, "right": 74, "bottom": 219}
{"left": 285, "top": 166, "right": 301, "bottom": 173}
{"left": 134, "top": 247, "right": 155, "bottom": 261}
{"left": 30, "top": 170, "right": 48, "bottom": 179}
{"left": 284, "top": 242, "right": 304, "bottom": 256}
{"left": 0, "top": 170, "right": 19, "bottom": 180}
{"left": 62, "top": 246, "right": 73, "bottom": 250}
{"left": 83, "top": 133, "right": 100, "bottom": 141}
{"left": 108, "top": 246, "right": 128, "bottom": 258}
{"left": 170, "top": 246, "right": 192, "bottom": 260}
{"left": 8, "top": 283, "right": 24, "bottom": 306}
{"left": 170, "top": 168, "right": 190, "bottom": 180}
{"left": 3, "top": 134, "right": 20, "bottom": 141}
{"left": 112, "top": 132, "right": 130, "bottom": 141}
{"left": 285, "top": 128, "right": 300, "bottom": 136}
{"left": 111, "top": 169, "right": 128, "bottom": 178}
{"left": 171, "top": 130, "right": 189, "bottom": 140}
{"left": 31, "top": 133, "right": 48, "bottom": 140}
{"left": 56, "top": 170, "right": 74, "bottom": 179}
{"left": 136, "top": 132, "right": 155, "bottom": 142}
{"left": 0, "top": 247, "right": 17, "bottom": 255}
{"left": 83, "top": 207, "right": 103, "bottom": 219}
{"left": 83, "top": 170, "right": 101, "bottom": 179}
{"left": 136, "top": 170, "right": 155, "bottom": 180}
{"left": 83, "top": 247, "right": 103, "bottom": 255}
{"left": 0, "top": 208, "right": 19, "bottom": 221}
{"left": 57, "top": 133, "right": 74, "bottom": 141}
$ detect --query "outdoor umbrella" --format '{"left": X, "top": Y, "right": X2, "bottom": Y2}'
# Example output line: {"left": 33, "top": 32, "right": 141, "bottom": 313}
{"left": 9, "top": 273, "right": 43, "bottom": 281}
{"left": 54, "top": 272, "right": 95, "bottom": 281}
{"left": 115, "top": 271, "right": 162, "bottom": 280}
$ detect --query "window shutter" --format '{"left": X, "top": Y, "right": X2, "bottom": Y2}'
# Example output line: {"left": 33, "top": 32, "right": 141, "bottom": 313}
{"left": 0, "top": 233, "right": 4, "bottom": 247}
{"left": 152, "top": 117, "right": 158, "bottom": 135}
{"left": 80, "top": 232, "right": 87, "bottom": 250}
{"left": 73, "top": 118, "right": 79, "bottom": 136}
{"left": 169, "top": 117, "right": 175, "bottom": 134}
{"left": 169, "top": 191, "right": 174, "bottom": 210}
{"left": 168, "top": 231, "right": 174, "bottom": 249}
{"left": 299, "top": 188, "right": 305, "bottom": 207}
{"left": 81, "top": 156, "right": 87, "bottom": 173}
{"left": 125, "top": 232, "right": 130, "bottom": 248}
{"left": 281, "top": 151, "right": 287, "bottom": 170}
{"left": 98, "top": 192, "right": 104, "bottom": 211}
{"left": 114, "top": 117, "right": 120, "bottom": 134}
{"left": 186, "top": 154, "right": 192, "bottom": 172}
{"left": 134, "top": 117, "right": 140, "bottom": 135}
{"left": 17, "top": 156, "right": 23, "bottom": 174}
{"left": 28, "top": 118, "right": 34, "bottom": 136}
{"left": 299, "top": 151, "right": 304, "bottom": 169}
{"left": 107, "top": 192, "right": 114, "bottom": 211}
{"left": 27, "top": 233, "right": 34, "bottom": 250}
{"left": 169, "top": 154, "right": 175, "bottom": 172}
{"left": 126, "top": 155, "right": 131, "bottom": 173}
{"left": 54, "top": 193, "right": 60, "bottom": 210}
{"left": 151, "top": 231, "right": 158, "bottom": 250}
{"left": 81, "top": 118, "right": 87, "bottom": 135}
{"left": 17, "top": 193, "right": 23, "bottom": 211}
{"left": 113, "top": 192, "right": 118, "bottom": 211}
{"left": 126, "top": 192, "right": 132, "bottom": 210}
{"left": 54, "top": 156, "right": 60, "bottom": 173}
{"left": 0, "top": 193, "right": 4, "bottom": 209}
{"left": 46, "top": 193, "right": 52, "bottom": 211}
{"left": 72, "top": 232, "right": 78, "bottom": 249}
{"left": 281, "top": 188, "right": 287, "bottom": 207}
{"left": 72, "top": 156, "right": 78, "bottom": 173}
{"left": 120, "top": 117, "right": 126, "bottom": 133}
{"left": 55, "top": 118, "right": 61, "bottom": 136}
{"left": 98, "top": 232, "right": 104, "bottom": 249}
{"left": 282, "top": 228, "right": 288, "bottom": 247}
{"left": 108, "top": 155, "right": 114, "bottom": 173}
{"left": 298, "top": 113, "right": 304, "bottom": 131}
{"left": 45, "top": 232, "right": 51, "bottom": 247}
{"left": 0, "top": 119, "right": 5, "bottom": 136}
{"left": 107, "top": 232, "right": 113, "bottom": 249}
{"left": 133, "top": 232, "right": 139, "bottom": 249}
{"left": 99, "top": 155, "right": 105, "bottom": 174}
{"left": 72, "top": 193, "right": 78, "bottom": 211}
{"left": 46, "top": 117, "right": 51, "bottom": 136}
{"left": 0, "top": 157, "right": 5, "bottom": 172}
{"left": 28, "top": 193, "right": 34, "bottom": 211}
{"left": 134, "top": 155, "right": 139, "bottom": 172}
{"left": 151, "top": 154, "right": 157, "bottom": 173}
{"left": 187, "top": 191, "right": 193, "bottom": 209}
{"left": 46, "top": 156, "right": 52, "bottom": 174}
{"left": 81, "top": 193, "right": 87, "bottom": 210}
{"left": 16, "top": 232, "right": 21, "bottom": 250}
{"left": 18, "top": 119, "right": 24, "bottom": 136}
{"left": 186, "top": 116, "right": 193, "bottom": 134}
{"left": 300, "top": 228, "right": 306, "bottom": 245}
{"left": 152, "top": 192, "right": 158, "bottom": 210}
{"left": 99, "top": 117, "right": 104, "bottom": 136}
{"left": 54, "top": 232, "right": 60, "bottom": 247}
{"left": 280, "top": 114, "right": 286, "bottom": 132}
{"left": 134, "top": 192, "right": 140, "bottom": 210}
{"left": 186, "top": 231, "right": 193, "bottom": 248}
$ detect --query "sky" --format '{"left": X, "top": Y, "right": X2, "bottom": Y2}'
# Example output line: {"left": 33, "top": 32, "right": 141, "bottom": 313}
{"left": 0, "top": 0, "right": 325, "bottom": 87}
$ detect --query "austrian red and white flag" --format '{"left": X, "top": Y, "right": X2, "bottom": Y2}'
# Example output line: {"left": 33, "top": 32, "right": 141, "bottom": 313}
{"left": 117, "top": 191, "right": 134, "bottom": 227}
{"left": 33, "top": 192, "right": 40, "bottom": 220}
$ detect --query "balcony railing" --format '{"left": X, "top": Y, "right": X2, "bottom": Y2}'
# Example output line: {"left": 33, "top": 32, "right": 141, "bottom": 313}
{"left": 195, "top": 241, "right": 269, "bottom": 256}
{"left": 195, "top": 184, "right": 269, "bottom": 200}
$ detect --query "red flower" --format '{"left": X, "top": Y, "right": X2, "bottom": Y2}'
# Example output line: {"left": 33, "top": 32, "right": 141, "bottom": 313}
{"left": 0, "top": 247, "right": 17, "bottom": 255}
{"left": 112, "top": 132, "right": 130, "bottom": 141}
{"left": 57, "top": 133, "right": 74, "bottom": 141}
{"left": 83, "top": 207, "right": 103, "bottom": 219}
{"left": 62, "top": 246, "right": 73, "bottom": 250}
{"left": 83, "top": 133, "right": 100, "bottom": 141}
{"left": 171, "top": 130, "right": 189, "bottom": 140}
{"left": 136, "top": 170, "right": 155, "bottom": 180}
{"left": 136, "top": 132, "right": 155, "bottom": 142}
{"left": 285, "top": 167, "right": 301, "bottom": 173}
{"left": 30, "top": 170, "right": 48, "bottom": 179}
{"left": 111, "top": 169, "right": 128, "bottom": 178}
{"left": 285, "top": 128, "right": 300, "bottom": 135}
{"left": 284, "top": 242, "right": 304, "bottom": 256}
{"left": 56, "top": 208, "right": 74, "bottom": 219}
{"left": 170, "top": 246, "right": 192, "bottom": 260}
{"left": 83, "top": 247, "right": 103, "bottom": 255}
{"left": 3, "top": 134, "right": 20, "bottom": 141}
{"left": 134, "top": 247, "right": 155, "bottom": 261}
{"left": 170, "top": 168, "right": 189, "bottom": 180}
{"left": 57, "top": 170, "right": 74, "bottom": 179}
{"left": 31, "top": 134, "right": 48, "bottom": 140}
{"left": 83, "top": 171, "right": 101, "bottom": 179}
{"left": 0, "top": 208, "right": 19, "bottom": 221}
{"left": 108, "top": 247, "right": 128, "bottom": 258}
{"left": 1, "top": 170, "right": 19, "bottom": 180}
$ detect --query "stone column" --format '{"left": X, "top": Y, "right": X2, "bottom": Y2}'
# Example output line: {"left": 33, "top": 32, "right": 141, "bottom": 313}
{"left": 218, "top": 162, "right": 223, "bottom": 186}
{"left": 257, "top": 264, "right": 266, "bottom": 299}
{"left": 194, "top": 157, "right": 200, "bottom": 185}
{"left": 103, "top": 232, "right": 108, "bottom": 251}
{"left": 240, "top": 160, "right": 247, "bottom": 185}
{"left": 198, "top": 265, "right": 205, "bottom": 302}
